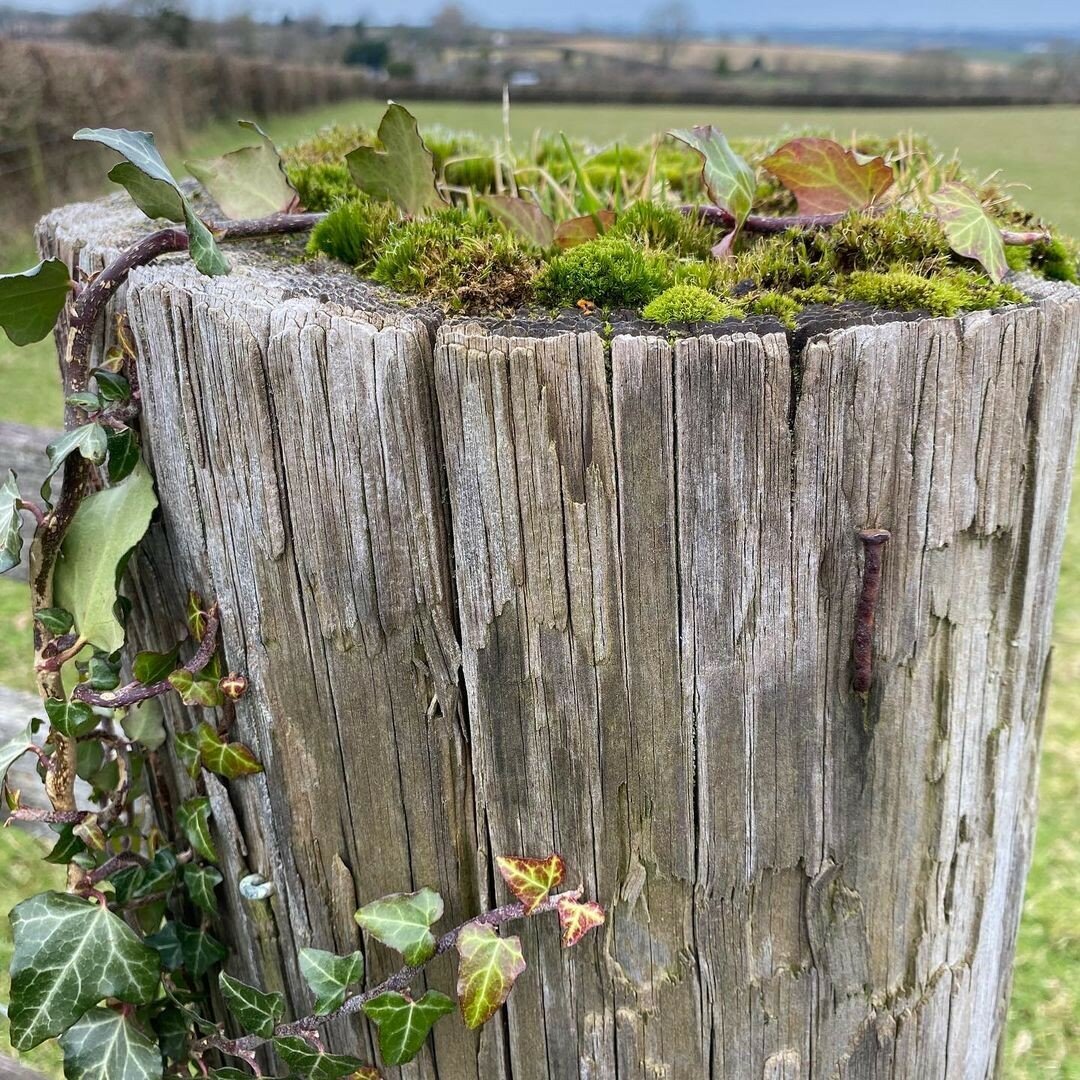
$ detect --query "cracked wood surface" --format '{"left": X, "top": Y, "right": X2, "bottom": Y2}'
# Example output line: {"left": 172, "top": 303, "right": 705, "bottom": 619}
{"left": 35, "top": 196, "right": 1080, "bottom": 1079}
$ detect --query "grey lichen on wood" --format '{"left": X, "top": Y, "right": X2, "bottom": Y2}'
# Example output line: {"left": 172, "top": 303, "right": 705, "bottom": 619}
{"left": 36, "top": 195, "right": 1080, "bottom": 1079}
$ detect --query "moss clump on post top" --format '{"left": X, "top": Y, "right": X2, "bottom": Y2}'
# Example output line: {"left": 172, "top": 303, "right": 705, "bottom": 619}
{"left": 643, "top": 284, "right": 742, "bottom": 325}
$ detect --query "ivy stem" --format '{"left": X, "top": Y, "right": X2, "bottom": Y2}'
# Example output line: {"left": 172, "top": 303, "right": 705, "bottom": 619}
{"left": 17, "top": 500, "right": 46, "bottom": 527}
{"left": 196, "top": 887, "right": 583, "bottom": 1058}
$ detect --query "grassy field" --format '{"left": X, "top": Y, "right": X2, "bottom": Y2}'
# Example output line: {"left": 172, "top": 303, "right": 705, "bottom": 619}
{"left": 0, "top": 100, "right": 1078, "bottom": 1075}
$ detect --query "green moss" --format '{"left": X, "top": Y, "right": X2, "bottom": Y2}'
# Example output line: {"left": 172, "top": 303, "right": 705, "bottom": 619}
{"left": 533, "top": 236, "right": 675, "bottom": 310}
{"left": 1030, "top": 236, "right": 1080, "bottom": 284}
{"left": 371, "top": 208, "right": 537, "bottom": 313}
{"left": 306, "top": 196, "right": 397, "bottom": 270}
{"left": 844, "top": 268, "right": 1025, "bottom": 316}
{"left": 289, "top": 162, "right": 355, "bottom": 212}
{"left": 748, "top": 291, "right": 803, "bottom": 327}
{"left": 643, "top": 285, "right": 742, "bottom": 324}
{"left": 610, "top": 201, "right": 717, "bottom": 259}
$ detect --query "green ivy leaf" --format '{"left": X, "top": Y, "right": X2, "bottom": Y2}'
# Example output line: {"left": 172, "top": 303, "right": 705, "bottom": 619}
{"left": 8, "top": 891, "right": 161, "bottom": 1049}
{"left": 173, "top": 730, "right": 201, "bottom": 778}
{"left": 0, "top": 720, "right": 34, "bottom": 790}
{"left": 168, "top": 668, "right": 224, "bottom": 707}
{"left": 183, "top": 863, "right": 222, "bottom": 916}
{"left": 218, "top": 972, "right": 284, "bottom": 1039}
{"left": 187, "top": 120, "right": 299, "bottom": 220}
{"left": 354, "top": 887, "right": 443, "bottom": 966}
{"left": 58, "top": 1006, "right": 163, "bottom": 1080}
{"left": 495, "top": 854, "right": 566, "bottom": 914}
{"left": 454, "top": 923, "right": 526, "bottom": 1030}
{"left": 761, "top": 137, "right": 894, "bottom": 215}
{"left": 35, "top": 607, "right": 74, "bottom": 635}
{"left": 144, "top": 923, "right": 183, "bottom": 970}
{"left": 668, "top": 126, "right": 755, "bottom": 236}
{"left": 75, "top": 127, "right": 178, "bottom": 188}
{"left": 121, "top": 698, "right": 167, "bottom": 750}
{"left": 43, "top": 825, "right": 86, "bottom": 864}
{"left": 0, "top": 470, "right": 23, "bottom": 575}
{"left": 362, "top": 990, "right": 455, "bottom": 1066}
{"left": 346, "top": 103, "right": 445, "bottom": 216}
{"left": 133, "top": 647, "right": 179, "bottom": 685}
{"left": 45, "top": 696, "right": 97, "bottom": 737}
{"left": 298, "top": 946, "right": 363, "bottom": 1014}
{"left": 928, "top": 181, "right": 1009, "bottom": 282}
{"left": 195, "top": 723, "right": 261, "bottom": 778}
{"left": 0, "top": 259, "right": 71, "bottom": 346}
{"left": 212, "top": 1070, "right": 286, "bottom": 1080}
{"left": 107, "top": 428, "right": 140, "bottom": 484}
{"left": 107, "top": 161, "right": 185, "bottom": 221}
{"left": 481, "top": 195, "right": 555, "bottom": 249}
{"left": 42, "top": 423, "right": 109, "bottom": 503}
{"left": 177, "top": 923, "right": 227, "bottom": 978}
{"left": 53, "top": 462, "right": 158, "bottom": 654}
{"left": 93, "top": 368, "right": 132, "bottom": 402}
{"left": 184, "top": 205, "right": 231, "bottom": 277}
{"left": 272, "top": 1036, "right": 368, "bottom": 1079}
{"left": 66, "top": 391, "right": 102, "bottom": 412}
{"left": 176, "top": 796, "right": 217, "bottom": 862}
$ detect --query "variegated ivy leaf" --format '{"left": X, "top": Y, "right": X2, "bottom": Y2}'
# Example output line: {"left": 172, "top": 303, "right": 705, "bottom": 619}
{"left": 555, "top": 895, "right": 606, "bottom": 948}
{"left": 362, "top": 989, "right": 455, "bottom": 1066}
{"left": 346, "top": 102, "right": 446, "bottom": 215}
{"left": 0, "top": 259, "right": 71, "bottom": 346}
{"left": 74, "top": 127, "right": 229, "bottom": 277}
{"left": 176, "top": 795, "right": 217, "bottom": 861}
{"left": 355, "top": 887, "right": 443, "bottom": 966}
{"left": 481, "top": 195, "right": 555, "bottom": 249}
{"left": 761, "top": 137, "right": 894, "bottom": 215}
{"left": 496, "top": 853, "right": 566, "bottom": 914}
{"left": 168, "top": 668, "right": 224, "bottom": 708}
{"left": 927, "top": 181, "right": 1009, "bottom": 283}
{"left": 58, "top": 1006, "right": 163, "bottom": 1080}
{"left": 218, "top": 971, "right": 284, "bottom": 1039}
{"left": 669, "top": 126, "right": 755, "bottom": 236}
{"left": 0, "top": 469, "right": 23, "bottom": 574}
{"left": 174, "top": 730, "right": 201, "bottom": 778}
{"left": 272, "top": 1035, "right": 370, "bottom": 1079}
{"left": 298, "top": 946, "right": 364, "bottom": 1014}
{"left": 195, "top": 722, "right": 262, "bottom": 778}
{"left": 183, "top": 863, "right": 223, "bottom": 916}
{"left": 178, "top": 923, "right": 227, "bottom": 978}
{"left": 454, "top": 923, "right": 526, "bottom": 1030}
{"left": 187, "top": 120, "right": 299, "bottom": 220}
{"left": 8, "top": 891, "right": 161, "bottom": 1049}
{"left": 53, "top": 462, "right": 158, "bottom": 654}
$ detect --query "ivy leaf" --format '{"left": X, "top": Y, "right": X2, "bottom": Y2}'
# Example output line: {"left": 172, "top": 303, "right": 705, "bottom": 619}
{"left": 58, "top": 1006, "right": 163, "bottom": 1080}
{"left": 53, "top": 462, "right": 158, "bottom": 654}
{"left": 928, "top": 181, "right": 1009, "bottom": 283}
{"left": 495, "top": 854, "right": 566, "bottom": 914}
{"left": 107, "top": 428, "right": 140, "bottom": 484}
{"left": 45, "top": 696, "right": 97, "bottom": 737}
{"left": 298, "top": 946, "right": 364, "bottom": 1014}
{"left": 184, "top": 206, "right": 231, "bottom": 277}
{"left": 173, "top": 730, "right": 201, "bottom": 778}
{"left": 455, "top": 923, "right": 525, "bottom": 1029}
{"left": 93, "top": 368, "right": 131, "bottom": 402}
{"left": 761, "top": 137, "right": 894, "bottom": 215}
{"left": 346, "top": 102, "right": 446, "bottom": 215}
{"left": 0, "top": 259, "right": 71, "bottom": 346}
{"left": 481, "top": 195, "right": 555, "bottom": 249}
{"left": 555, "top": 895, "right": 606, "bottom": 948}
{"left": 212, "top": 1071, "right": 286, "bottom": 1080}
{"left": 168, "top": 668, "right": 224, "bottom": 708}
{"left": 42, "top": 423, "right": 109, "bottom": 503}
{"left": 195, "top": 722, "right": 262, "bottom": 778}
{"left": 44, "top": 825, "right": 86, "bottom": 864}
{"left": 362, "top": 990, "right": 455, "bottom": 1066}
{"left": 553, "top": 211, "right": 617, "bottom": 250}
{"left": 75, "top": 127, "right": 178, "bottom": 187}
{"left": 187, "top": 120, "right": 299, "bottom": 220}
{"left": 218, "top": 972, "right": 284, "bottom": 1039}
{"left": 272, "top": 1036, "right": 369, "bottom": 1079}
{"left": 177, "top": 924, "right": 227, "bottom": 977}
{"left": 183, "top": 863, "right": 222, "bottom": 916}
{"left": 144, "top": 923, "right": 183, "bottom": 970}
{"left": 669, "top": 126, "right": 755, "bottom": 235}
{"left": 133, "top": 647, "right": 179, "bottom": 685}
{"left": 8, "top": 891, "right": 161, "bottom": 1049}
{"left": 176, "top": 796, "right": 217, "bottom": 861}
{"left": 354, "top": 888, "right": 443, "bottom": 966}
{"left": 0, "top": 720, "right": 34, "bottom": 790}
{"left": 0, "top": 470, "right": 23, "bottom": 574}
{"left": 122, "top": 698, "right": 166, "bottom": 750}
{"left": 107, "top": 161, "right": 185, "bottom": 222}
{"left": 35, "top": 607, "right": 74, "bottom": 635}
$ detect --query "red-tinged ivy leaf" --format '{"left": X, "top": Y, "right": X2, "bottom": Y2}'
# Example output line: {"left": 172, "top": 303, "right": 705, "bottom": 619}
{"left": 556, "top": 895, "right": 606, "bottom": 948}
{"left": 272, "top": 1036, "right": 369, "bottom": 1079}
{"left": 455, "top": 923, "right": 526, "bottom": 1030}
{"left": 176, "top": 796, "right": 217, "bottom": 862}
{"left": 195, "top": 722, "right": 262, "bottom": 779}
{"left": 927, "top": 181, "right": 1009, "bottom": 283}
{"left": 174, "top": 730, "right": 201, "bottom": 778}
{"left": 169, "top": 668, "right": 224, "bottom": 708}
{"left": 668, "top": 127, "right": 755, "bottom": 234}
{"left": 761, "top": 137, "right": 894, "bottom": 215}
{"left": 495, "top": 854, "right": 566, "bottom": 914}
{"left": 481, "top": 195, "right": 556, "bottom": 249}
{"left": 346, "top": 102, "right": 446, "bottom": 216}
{"left": 553, "top": 211, "right": 617, "bottom": 250}
{"left": 355, "top": 888, "right": 443, "bottom": 966}
{"left": 362, "top": 989, "right": 455, "bottom": 1065}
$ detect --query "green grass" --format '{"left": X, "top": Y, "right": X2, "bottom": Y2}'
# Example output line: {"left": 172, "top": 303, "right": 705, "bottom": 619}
{"left": 1, "top": 101, "right": 1078, "bottom": 1074}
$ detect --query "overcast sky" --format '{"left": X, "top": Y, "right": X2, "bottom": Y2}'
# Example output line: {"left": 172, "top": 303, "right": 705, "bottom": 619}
{"left": 13, "top": 0, "right": 1080, "bottom": 31}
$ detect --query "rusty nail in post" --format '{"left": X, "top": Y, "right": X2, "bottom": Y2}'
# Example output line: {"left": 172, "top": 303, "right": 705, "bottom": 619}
{"left": 852, "top": 528, "right": 891, "bottom": 695}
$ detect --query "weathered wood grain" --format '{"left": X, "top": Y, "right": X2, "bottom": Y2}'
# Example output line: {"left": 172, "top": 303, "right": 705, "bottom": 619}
{"left": 35, "top": 196, "right": 1080, "bottom": 1079}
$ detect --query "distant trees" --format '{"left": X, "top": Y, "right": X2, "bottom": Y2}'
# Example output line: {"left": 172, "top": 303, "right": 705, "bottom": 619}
{"left": 646, "top": 0, "right": 692, "bottom": 68}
